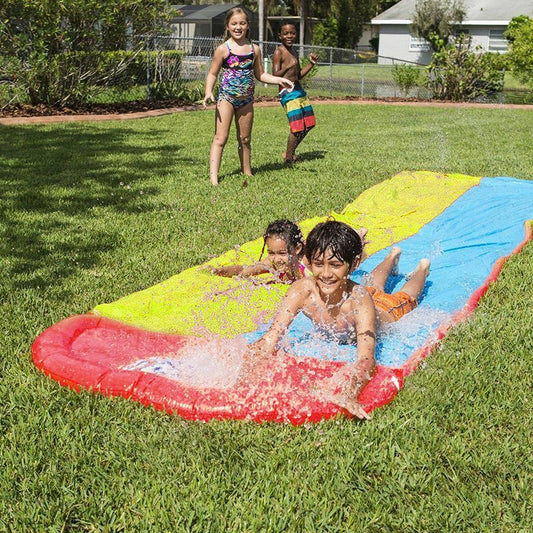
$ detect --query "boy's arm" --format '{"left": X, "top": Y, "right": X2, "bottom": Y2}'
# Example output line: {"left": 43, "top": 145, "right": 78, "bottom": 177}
{"left": 299, "top": 52, "right": 318, "bottom": 79}
{"left": 253, "top": 45, "right": 294, "bottom": 88}
{"left": 272, "top": 48, "right": 294, "bottom": 78}
{"left": 341, "top": 289, "right": 377, "bottom": 419}
{"left": 242, "top": 281, "right": 307, "bottom": 379}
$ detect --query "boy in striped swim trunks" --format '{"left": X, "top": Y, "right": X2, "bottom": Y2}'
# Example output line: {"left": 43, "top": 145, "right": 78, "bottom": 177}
{"left": 272, "top": 22, "right": 318, "bottom": 164}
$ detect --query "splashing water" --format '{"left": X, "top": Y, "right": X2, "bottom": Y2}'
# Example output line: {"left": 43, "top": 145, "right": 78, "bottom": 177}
{"left": 124, "top": 336, "right": 247, "bottom": 389}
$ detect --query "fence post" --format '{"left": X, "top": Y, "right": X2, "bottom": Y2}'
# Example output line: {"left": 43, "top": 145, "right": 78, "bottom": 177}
{"left": 361, "top": 62, "right": 365, "bottom": 97}
{"left": 329, "top": 47, "right": 333, "bottom": 97}
{"left": 146, "top": 37, "right": 151, "bottom": 100}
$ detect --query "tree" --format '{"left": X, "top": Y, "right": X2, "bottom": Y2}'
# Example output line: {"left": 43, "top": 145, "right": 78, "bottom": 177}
{"left": 0, "top": 0, "right": 171, "bottom": 106}
{"left": 505, "top": 15, "right": 533, "bottom": 88}
{"left": 411, "top": 0, "right": 465, "bottom": 51}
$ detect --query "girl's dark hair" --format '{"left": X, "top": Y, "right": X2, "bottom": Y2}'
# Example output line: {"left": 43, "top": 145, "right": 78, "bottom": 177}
{"left": 224, "top": 7, "right": 250, "bottom": 40}
{"left": 305, "top": 220, "right": 362, "bottom": 265}
{"left": 260, "top": 219, "right": 304, "bottom": 259}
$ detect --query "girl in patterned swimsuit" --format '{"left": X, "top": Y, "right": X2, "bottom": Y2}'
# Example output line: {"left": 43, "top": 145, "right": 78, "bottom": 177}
{"left": 203, "top": 7, "right": 293, "bottom": 185}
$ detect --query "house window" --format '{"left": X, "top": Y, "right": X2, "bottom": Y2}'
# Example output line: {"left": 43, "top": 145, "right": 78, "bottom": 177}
{"left": 489, "top": 29, "right": 508, "bottom": 52}
{"left": 409, "top": 35, "right": 430, "bottom": 51}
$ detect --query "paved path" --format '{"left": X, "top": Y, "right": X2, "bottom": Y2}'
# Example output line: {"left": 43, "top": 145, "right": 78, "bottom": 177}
{"left": 0, "top": 99, "right": 530, "bottom": 125}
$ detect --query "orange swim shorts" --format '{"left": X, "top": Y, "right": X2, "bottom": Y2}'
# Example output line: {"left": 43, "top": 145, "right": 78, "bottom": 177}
{"left": 366, "top": 286, "right": 418, "bottom": 321}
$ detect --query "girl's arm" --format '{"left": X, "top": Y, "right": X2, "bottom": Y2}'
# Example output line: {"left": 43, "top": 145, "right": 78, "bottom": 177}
{"left": 211, "top": 262, "right": 270, "bottom": 278}
{"left": 203, "top": 45, "right": 225, "bottom": 106}
{"left": 253, "top": 45, "right": 293, "bottom": 89}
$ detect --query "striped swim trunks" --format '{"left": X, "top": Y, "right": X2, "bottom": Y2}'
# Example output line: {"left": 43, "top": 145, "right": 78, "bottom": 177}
{"left": 279, "top": 82, "right": 316, "bottom": 133}
{"left": 366, "top": 286, "right": 418, "bottom": 322}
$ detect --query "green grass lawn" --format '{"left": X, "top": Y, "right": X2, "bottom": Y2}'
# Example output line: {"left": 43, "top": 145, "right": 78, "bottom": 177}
{"left": 1, "top": 104, "right": 532, "bottom": 531}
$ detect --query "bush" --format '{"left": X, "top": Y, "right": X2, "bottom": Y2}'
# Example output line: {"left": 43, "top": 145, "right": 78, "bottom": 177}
{"left": 426, "top": 34, "right": 504, "bottom": 101}
{"left": 392, "top": 64, "right": 423, "bottom": 97}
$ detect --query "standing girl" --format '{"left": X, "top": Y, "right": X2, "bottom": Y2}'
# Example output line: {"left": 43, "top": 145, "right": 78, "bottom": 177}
{"left": 203, "top": 7, "right": 293, "bottom": 185}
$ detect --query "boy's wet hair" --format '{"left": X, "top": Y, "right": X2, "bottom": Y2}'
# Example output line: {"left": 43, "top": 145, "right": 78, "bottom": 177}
{"left": 305, "top": 220, "right": 362, "bottom": 265}
{"left": 224, "top": 7, "right": 250, "bottom": 39}
{"left": 260, "top": 219, "right": 304, "bottom": 259}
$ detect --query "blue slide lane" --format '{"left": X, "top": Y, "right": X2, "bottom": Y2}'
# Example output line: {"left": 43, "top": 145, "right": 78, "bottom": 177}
{"left": 245, "top": 177, "right": 533, "bottom": 366}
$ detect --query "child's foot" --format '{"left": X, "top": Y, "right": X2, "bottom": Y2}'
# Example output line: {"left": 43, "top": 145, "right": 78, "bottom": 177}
{"left": 210, "top": 176, "right": 219, "bottom": 186}
{"left": 388, "top": 246, "right": 402, "bottom": 276}
{"left": 282, "top": 152, "right": 301, "bottom": 163}
{"left": 405, "top": 258, "right": 430, "bottom": 280}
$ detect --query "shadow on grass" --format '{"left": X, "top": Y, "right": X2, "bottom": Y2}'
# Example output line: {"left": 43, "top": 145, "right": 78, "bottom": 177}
{"left": 252, "top": 150, "right": 327, "bottom": 174}
{"left": 0, "top": 124, "right": 186, "bottom": 292}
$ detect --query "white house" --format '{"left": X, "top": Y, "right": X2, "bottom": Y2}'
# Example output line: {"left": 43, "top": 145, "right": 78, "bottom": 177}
{"left": 371, "top": 0, "right": 533, "bottom": 64}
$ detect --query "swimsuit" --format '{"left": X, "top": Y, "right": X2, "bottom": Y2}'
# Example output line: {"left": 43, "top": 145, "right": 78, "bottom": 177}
{"left": 278, "top": 262, "right": 309, "bottom": 282}
{"left": 218, "top": 42, "right": 255, "bottom": 109}
{"left": 366, "top": 287, "right": 418, "bottom": 321}
{"left": 279, "top": 81, "right": 316, "bottom": 133}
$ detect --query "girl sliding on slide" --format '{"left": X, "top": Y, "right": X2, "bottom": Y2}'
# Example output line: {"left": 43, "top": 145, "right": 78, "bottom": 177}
{"left": 212, "top": 220, "right": 309, "bottom": 283}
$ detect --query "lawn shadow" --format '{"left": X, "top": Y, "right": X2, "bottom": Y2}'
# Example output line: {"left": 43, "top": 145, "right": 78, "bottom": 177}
{"left": 252, "top": 150, "right": 327, "bottom": 174}
{"left": 0, "top": 124, "right": 190, "bottom": 292}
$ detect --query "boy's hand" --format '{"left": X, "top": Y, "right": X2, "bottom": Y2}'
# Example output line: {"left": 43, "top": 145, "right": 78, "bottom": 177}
{"left": 238, "top": 344, "right": 270, "bottom": 384}
{"left": 339, "top": 396, "right": 371, "bottom": 420}
{"left": 309, "top": 52, "right": 319, "bottom": 65}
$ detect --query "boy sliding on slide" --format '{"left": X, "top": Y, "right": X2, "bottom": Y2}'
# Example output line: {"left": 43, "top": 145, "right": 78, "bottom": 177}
{"left": 244, "top": 220, "right": 430, "bottom": 420}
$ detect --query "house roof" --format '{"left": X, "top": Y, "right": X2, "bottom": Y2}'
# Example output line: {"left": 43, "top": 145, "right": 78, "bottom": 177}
{"left": 371, "top": 0, "right": 533, "bottom": 25}
{"left": 172, "top": 4, "right": 244, "bottom": 21}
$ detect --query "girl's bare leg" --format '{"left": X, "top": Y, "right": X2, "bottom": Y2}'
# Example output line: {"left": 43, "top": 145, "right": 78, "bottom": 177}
{"left": 235, "top": 102, "right": 254, "bottom": 176}
{"left": 209, "top": 99, "right": 234, "bottom": 185}
{"left": 400, "top": 258, "right": 430, "bottom": 300}
{"left": 367, "top": 246, "right": 402, "bottom": 291}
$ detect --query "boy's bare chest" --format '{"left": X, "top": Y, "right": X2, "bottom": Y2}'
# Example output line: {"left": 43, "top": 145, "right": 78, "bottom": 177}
{"left": 302, "top": 296, "right": 356, "bottom": 335}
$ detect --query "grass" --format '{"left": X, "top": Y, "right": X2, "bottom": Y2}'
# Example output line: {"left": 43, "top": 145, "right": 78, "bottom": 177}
{"left": 1, "top": 103, "right": 533, "bottom": 532}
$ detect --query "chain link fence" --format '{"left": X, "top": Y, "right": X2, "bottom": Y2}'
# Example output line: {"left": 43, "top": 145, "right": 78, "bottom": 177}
{"left": 2, "top": 35, "right": 511, "bottom": 107}
{"left": 146, "top": 36, "right": 432, "bottom": 101}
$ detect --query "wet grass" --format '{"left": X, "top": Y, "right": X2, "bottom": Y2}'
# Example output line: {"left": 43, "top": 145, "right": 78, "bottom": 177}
{"left": 1, "top": 103, "right": 532, "bottom": 532}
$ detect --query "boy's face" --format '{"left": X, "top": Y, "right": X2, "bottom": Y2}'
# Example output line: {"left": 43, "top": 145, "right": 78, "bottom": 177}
{"left": 279, "top": 25, "right": 297, "bottom": 47}
{"left": 309, "top": 247, "right": 353, "bottom": 297}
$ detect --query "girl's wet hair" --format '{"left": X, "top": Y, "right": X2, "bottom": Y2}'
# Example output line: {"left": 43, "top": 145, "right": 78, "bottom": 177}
{"left": 260, "top": 219, "right": 305, "bottom": 259}
{"left": 305, "top": 220, "right": 362, "bottom": 265}
{"left": 224, "top": 7, "right": 250, "bottom": 40}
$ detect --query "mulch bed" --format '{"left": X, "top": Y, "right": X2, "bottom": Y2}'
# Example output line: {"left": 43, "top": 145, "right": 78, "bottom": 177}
{"left": 1, "top": 95, "right": 531, "bottom": 122}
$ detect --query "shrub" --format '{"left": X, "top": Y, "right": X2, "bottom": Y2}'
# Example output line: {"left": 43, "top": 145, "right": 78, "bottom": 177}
{"left": 426, "top": 34, "right": 504, "bottom": 101}
{"left": 392, "top": 64, "right": 423, "bottom": 97}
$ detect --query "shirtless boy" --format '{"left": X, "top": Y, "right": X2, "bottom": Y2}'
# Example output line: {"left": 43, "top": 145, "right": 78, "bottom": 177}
{"left": 246, "top": 220, "right": 431, "bottom": 420}
{"left": 272, "top": 22, "right": 318, "bottom": 164}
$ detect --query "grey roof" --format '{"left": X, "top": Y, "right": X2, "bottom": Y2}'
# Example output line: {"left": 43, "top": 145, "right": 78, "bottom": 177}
{"left": 372, "top": 0, "right": 533, "bottom": 25}
{"left": 172, "top": 4, "right": 243, "bottom": 21}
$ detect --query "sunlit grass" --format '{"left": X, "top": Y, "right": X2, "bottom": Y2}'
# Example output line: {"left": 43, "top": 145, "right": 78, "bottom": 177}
{"left": 1, "top": 104, "right": 532, "bottom": 531}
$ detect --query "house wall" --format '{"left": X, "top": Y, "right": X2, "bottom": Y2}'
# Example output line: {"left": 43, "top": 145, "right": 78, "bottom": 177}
{"left": 376, "top": 23, "right": 509, "bottom": 65}
{"left": 377, "top": 24, "right": 431, "bottom": 64}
